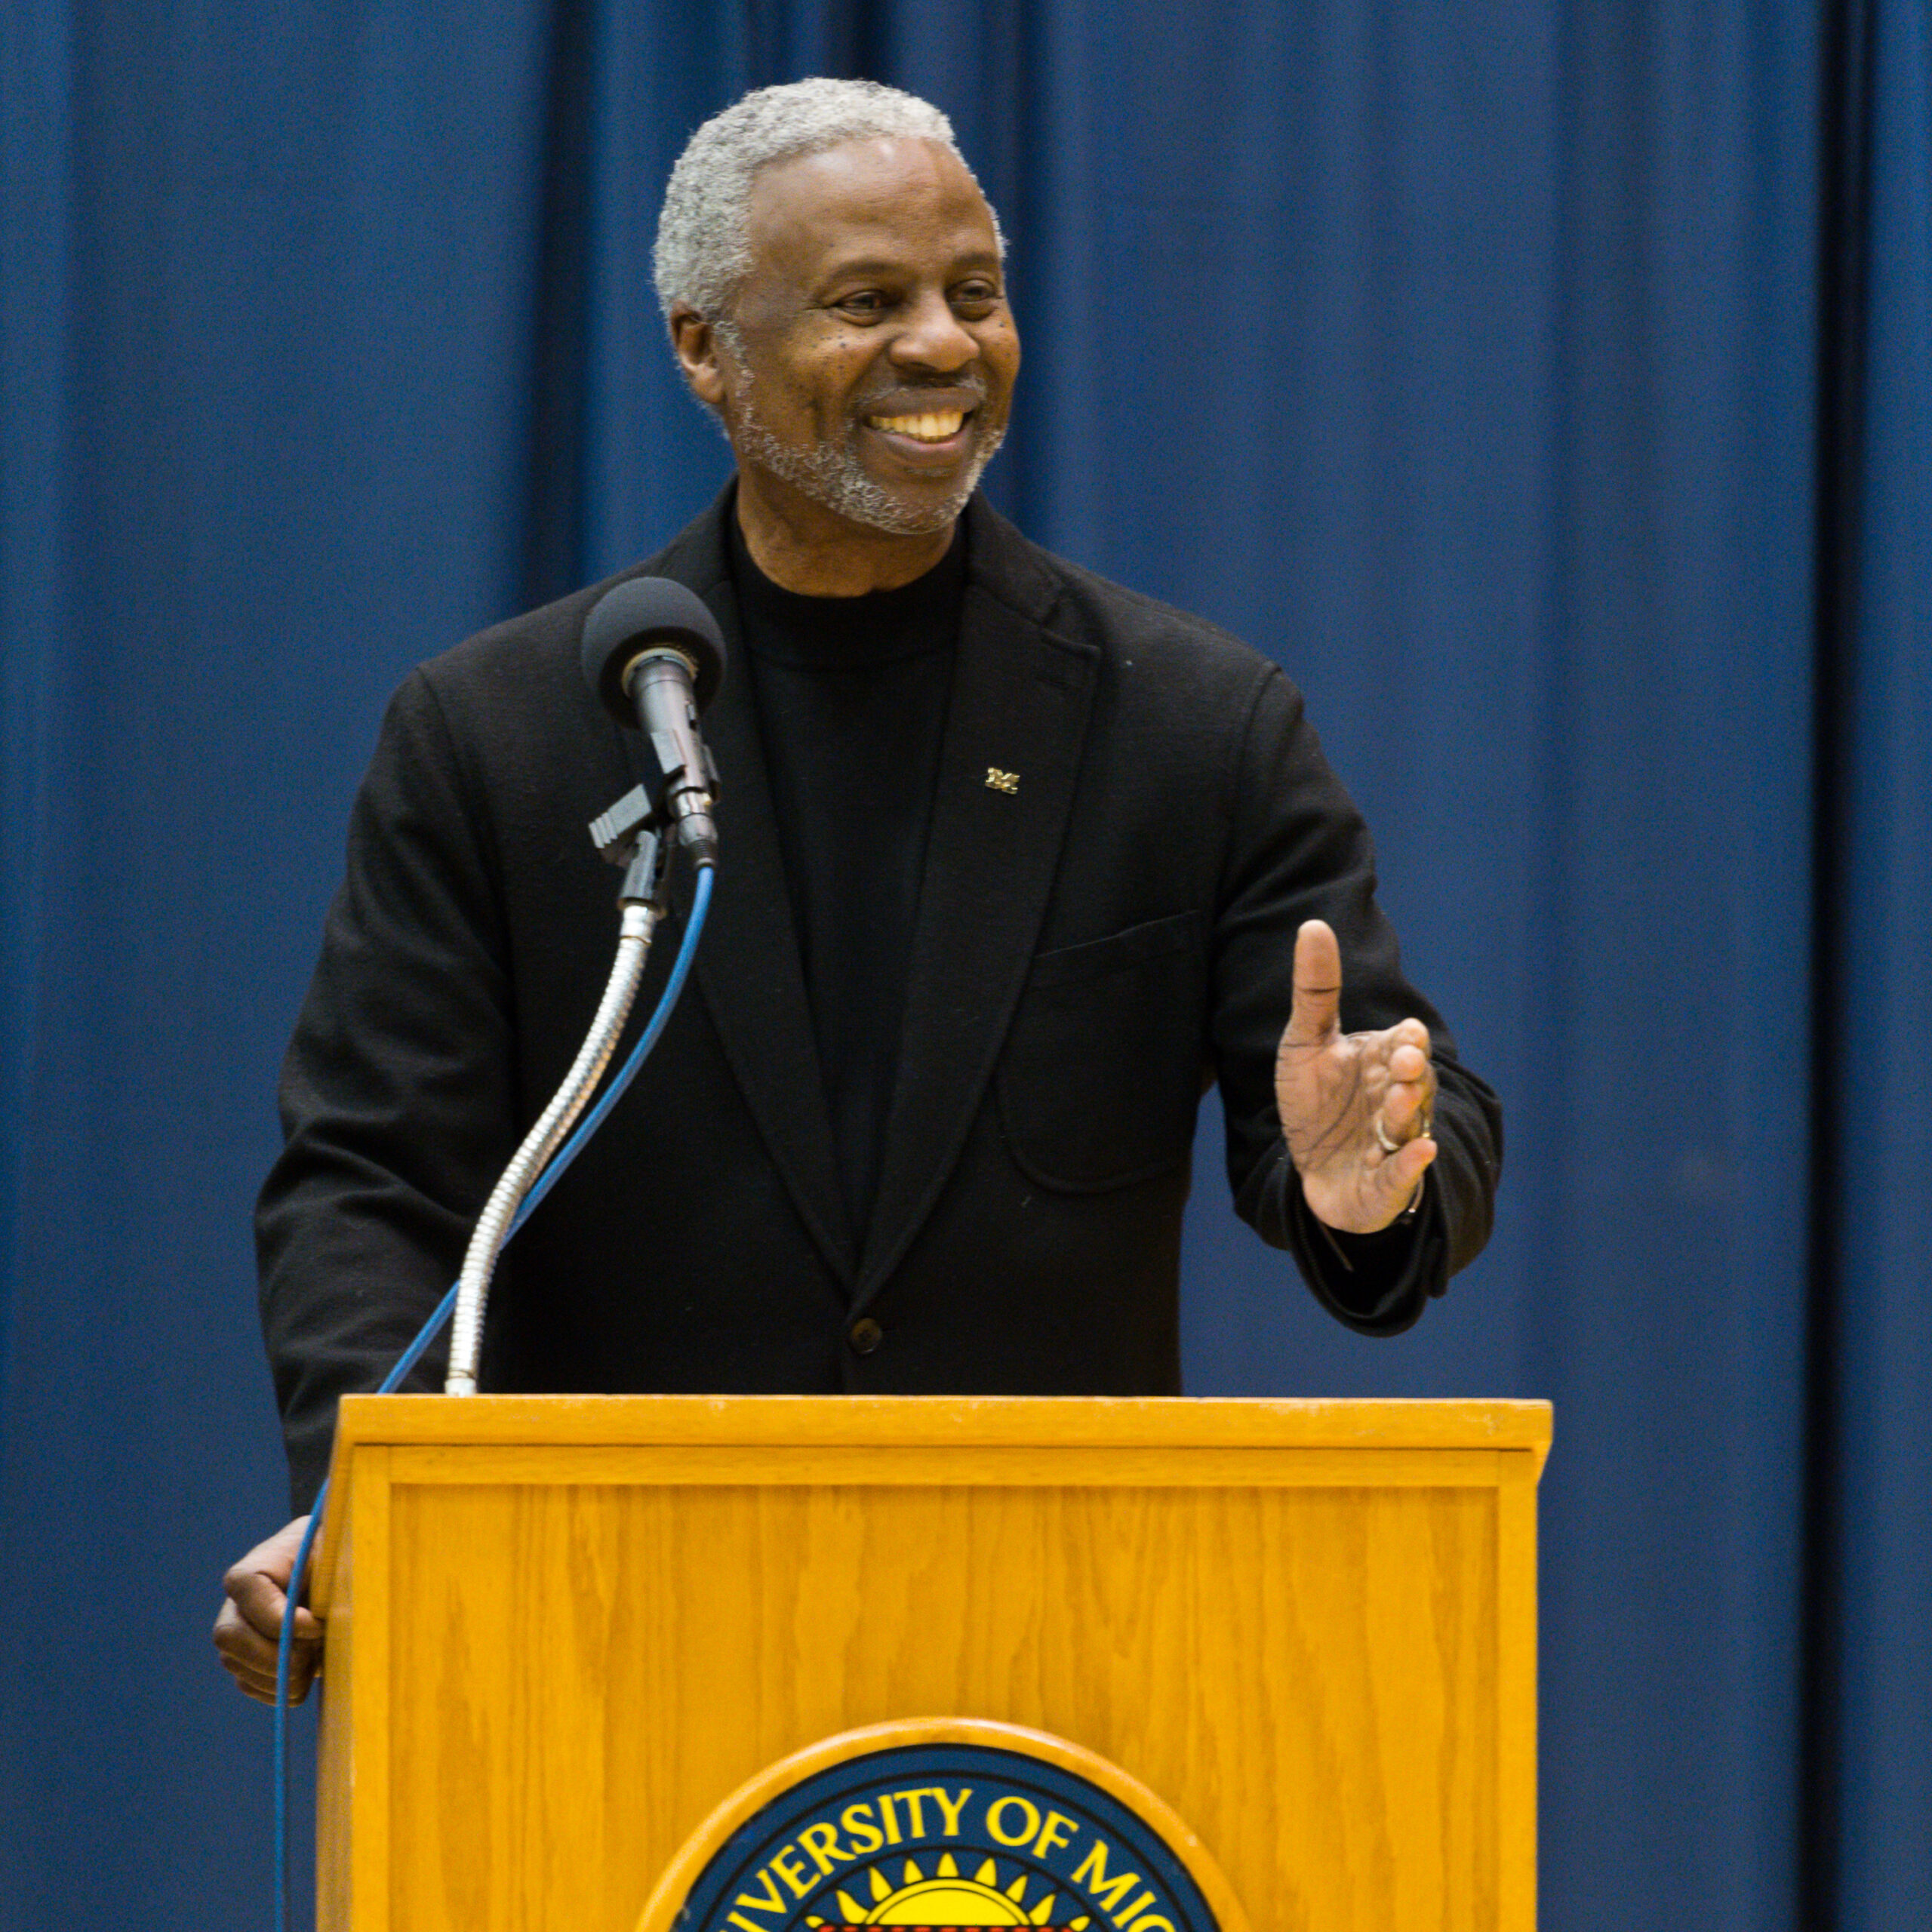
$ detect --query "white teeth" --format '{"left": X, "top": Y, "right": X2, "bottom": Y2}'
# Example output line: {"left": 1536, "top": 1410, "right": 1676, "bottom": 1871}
{"left": 866, "top": 409, "right": 966, "bottom": 441}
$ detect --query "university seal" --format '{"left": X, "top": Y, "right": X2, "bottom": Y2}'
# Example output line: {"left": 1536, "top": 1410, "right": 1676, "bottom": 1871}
{"left": 636, "top": 1720, "right": 1247, "bottom": 1932}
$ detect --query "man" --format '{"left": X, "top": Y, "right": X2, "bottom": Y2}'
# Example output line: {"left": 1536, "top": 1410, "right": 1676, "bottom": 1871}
{"left": 215, "top": 79, "right": 1499, "bottom": 1704}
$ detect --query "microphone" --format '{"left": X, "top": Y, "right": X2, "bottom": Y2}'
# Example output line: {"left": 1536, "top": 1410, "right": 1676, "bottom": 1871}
{"left": 581, "top": 578, "right": 727, "bottom": 863}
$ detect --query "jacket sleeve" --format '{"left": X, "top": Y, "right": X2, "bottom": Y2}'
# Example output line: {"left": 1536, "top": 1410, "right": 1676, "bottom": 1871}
{"left": 255, "top": 669, "right": 519, "bottom": 1509}
{"left": 1209, "top": 666, "right": 1502, "bottom": 1332}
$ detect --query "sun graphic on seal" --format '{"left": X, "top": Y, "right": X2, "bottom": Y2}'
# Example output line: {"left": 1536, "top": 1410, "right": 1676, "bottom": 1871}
{"left": 804, "top": 1854, "right": 1093, "bottom": 1930}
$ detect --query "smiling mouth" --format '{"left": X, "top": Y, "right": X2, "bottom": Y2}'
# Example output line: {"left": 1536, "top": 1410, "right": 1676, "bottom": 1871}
{"left": 864, "top": 408, "right": 971, "bottom": 442}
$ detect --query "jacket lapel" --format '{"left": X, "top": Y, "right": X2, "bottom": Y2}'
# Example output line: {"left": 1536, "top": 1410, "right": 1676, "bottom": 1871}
{"left": 855, "top": 503, "right": 1098, "bottom": 1299}
{"left": 631, "top": 499, "right": 859, "bottom": 1284}
{"left": 632, "top": 491, "right": 1097, "bottom": 1303}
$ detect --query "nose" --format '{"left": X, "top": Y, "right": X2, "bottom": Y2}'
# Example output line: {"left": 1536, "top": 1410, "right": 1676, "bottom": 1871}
{"left": 888, "top": 288, "right": 978, "bottom": 373}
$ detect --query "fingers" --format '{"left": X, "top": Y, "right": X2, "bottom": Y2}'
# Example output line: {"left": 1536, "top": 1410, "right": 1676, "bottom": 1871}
{"left": 1284, "top": 920, "right": 1343, "bottom": 1048}
{"left": 214, "top": 1515, "right": 324, "bottom": 1706}
{"left": 214, "top": 1598, "right": 322, "bottom": 1704}
{"left": 1377, "top": 1018, "right": 1437, "bottom": 1143}
{"left": 213, "top": 1598, "right": 321, "bottom": 1704}
{"left": 221, "top": 1518, "right": 312, "bottom": 1635}
{"left": 1379, "top": 1129, "right": 1437, "bottom": 1198}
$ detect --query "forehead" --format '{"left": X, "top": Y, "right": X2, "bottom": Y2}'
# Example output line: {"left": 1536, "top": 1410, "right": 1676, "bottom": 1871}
{"left": 742, "top": 136, "right": 999, "bottom": 286}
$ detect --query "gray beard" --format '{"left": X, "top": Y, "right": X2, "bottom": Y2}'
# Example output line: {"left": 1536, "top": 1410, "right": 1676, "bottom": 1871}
{"left": 738, "top": 417, "right": 995, "bottom": 534}
{"left": 724, "top": 344, "right": 1002, "bottom": 535}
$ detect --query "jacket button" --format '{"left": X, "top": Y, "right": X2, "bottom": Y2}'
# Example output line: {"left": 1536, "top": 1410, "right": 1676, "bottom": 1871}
{"left": 848, "top": 1317, "right": 884, "bottom": 1356}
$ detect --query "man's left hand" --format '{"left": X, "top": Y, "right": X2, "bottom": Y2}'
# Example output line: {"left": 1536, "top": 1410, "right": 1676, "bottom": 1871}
{"left": 1274, "top": 918, "right": 1438, "bottom": 1233}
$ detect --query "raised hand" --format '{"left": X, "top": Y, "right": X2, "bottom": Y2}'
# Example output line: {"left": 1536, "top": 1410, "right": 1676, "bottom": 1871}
{"left": 1274, "top": 919, "right": 1438, "bottom": 1234}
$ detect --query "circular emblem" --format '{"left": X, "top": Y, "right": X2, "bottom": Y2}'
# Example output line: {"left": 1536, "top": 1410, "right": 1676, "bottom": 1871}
{"left": 636, "top": 1719, "right": 1246, "bottom": 1932}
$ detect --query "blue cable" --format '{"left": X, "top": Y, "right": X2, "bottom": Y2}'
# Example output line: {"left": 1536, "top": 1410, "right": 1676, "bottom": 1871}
{"left": 271, "top": 862, "right": 714, "bottom": 1931}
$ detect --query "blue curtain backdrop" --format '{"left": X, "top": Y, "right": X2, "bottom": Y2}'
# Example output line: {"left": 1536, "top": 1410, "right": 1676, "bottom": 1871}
{"left": 2, "top": 2, "right": 1925, "bottom": 1927}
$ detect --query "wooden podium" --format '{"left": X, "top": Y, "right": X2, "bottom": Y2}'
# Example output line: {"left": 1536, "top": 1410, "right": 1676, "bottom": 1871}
{"left": 312, "top": 1395, "right": 1549, "bottom": 1931}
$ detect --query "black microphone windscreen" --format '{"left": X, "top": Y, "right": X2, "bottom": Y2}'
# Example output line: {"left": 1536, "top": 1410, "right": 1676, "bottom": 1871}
{"left": 580, "top": 578, "right": 728, "bottom": 723}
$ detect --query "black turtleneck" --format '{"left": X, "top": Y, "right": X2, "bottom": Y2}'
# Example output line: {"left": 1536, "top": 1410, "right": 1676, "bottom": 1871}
{"left": 728, "top": 516, "right": 968, "bottom": 1232}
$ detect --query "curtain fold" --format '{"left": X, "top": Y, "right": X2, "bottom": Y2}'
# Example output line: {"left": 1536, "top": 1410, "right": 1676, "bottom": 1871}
{"left": 0, "top": 0, "right": 74, "bottom": 1414}
{"left": 1817, "top": 2, "right": 1932, "bottom": 1924}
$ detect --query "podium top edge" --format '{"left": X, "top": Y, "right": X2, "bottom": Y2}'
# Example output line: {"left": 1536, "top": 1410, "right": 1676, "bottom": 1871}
{"left": 330, "top": 1392, "right": 1552, "bottom": 1456}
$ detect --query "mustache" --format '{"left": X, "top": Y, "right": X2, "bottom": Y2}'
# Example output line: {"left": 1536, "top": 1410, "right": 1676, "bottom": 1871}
{"left": 857, "top": 375, "right": 988, "bottom": 411}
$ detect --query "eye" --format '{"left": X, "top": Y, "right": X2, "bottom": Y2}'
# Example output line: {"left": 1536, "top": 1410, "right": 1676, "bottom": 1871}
{"left": 832, "top": 289, "right": 891, "bottom": 320}
{"left": 950, "top": 279, "right": 1003, "bottom": 316}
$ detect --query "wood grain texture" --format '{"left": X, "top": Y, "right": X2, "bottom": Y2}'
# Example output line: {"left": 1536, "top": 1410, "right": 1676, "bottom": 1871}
{"left": 312, "top": 1397, "right": 1548, "bottom": 1932}
{"left": 318, "top": 1393, "right": 1551, "bottom": 1466}
{"left": 1494, "top": 1479, "right": 1540, "bottom": 1928}
{"left": 377, "top": 1442, "right": 1513, "bottom": 1491}
{"left": 316, "top": 1443, "right": 393, "bottom": 1932}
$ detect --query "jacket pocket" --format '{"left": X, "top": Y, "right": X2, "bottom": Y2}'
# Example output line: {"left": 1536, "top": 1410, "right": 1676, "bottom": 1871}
{"left": 996, "top": 911, "right": 1208, "bottom": 1192}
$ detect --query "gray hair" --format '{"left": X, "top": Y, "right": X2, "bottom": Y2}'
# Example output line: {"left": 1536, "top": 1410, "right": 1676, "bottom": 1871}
{"left": 653, "top": 78, "right": 1002, "bottom": 321}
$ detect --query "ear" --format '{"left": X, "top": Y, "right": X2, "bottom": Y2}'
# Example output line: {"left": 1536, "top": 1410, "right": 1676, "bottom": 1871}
{"left": 669, "top": 305, "right": 731, "bottom": 410}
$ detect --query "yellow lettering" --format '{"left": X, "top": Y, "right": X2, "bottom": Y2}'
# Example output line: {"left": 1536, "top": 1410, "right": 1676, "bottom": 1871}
{"left": 1072, "top": 1840, "right": 1143, "bottom": 1915}
{"left": 797, "top": 1823, "right": 851, "bottom": 1875}
{"left": 1034, "top": 1810, "right": 1078, "bottom": 1859}
{"left": 986, "top": 1795, "right": 1041, "bottom": 1847}
{"left": 928, "top": 1786, "right": 973, "bottom": 1836}
{"left": 840, "top": 1803, "right": 885, "bottom": 1856}
{"left": 731, "top": 1869, "right": 787, "bottom": 1916}
{"left": 878, "top": 1792, "right": 901, "bottom": 1844}
{"left": 1123, "top": 1918, "right": 1175, "bottom": 1932}
{"left": 893, "top": 1789, "right": 930, "bottom": 1838}
{"left": 1114, "top": 1894, "right": 1157, "bottom": 1927}
{"left": 769, "top": 1848, "right": 813, "bottom": 1900}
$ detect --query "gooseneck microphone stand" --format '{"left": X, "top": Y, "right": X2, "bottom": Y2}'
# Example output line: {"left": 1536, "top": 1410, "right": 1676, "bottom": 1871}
{"left": 444, "top": 825, "right": 672, "bottom": 1396}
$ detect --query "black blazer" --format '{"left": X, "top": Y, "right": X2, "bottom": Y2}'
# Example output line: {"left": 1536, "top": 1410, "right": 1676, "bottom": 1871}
{"left": 258, "top": 492, "right": 1501, "bottom": 1507}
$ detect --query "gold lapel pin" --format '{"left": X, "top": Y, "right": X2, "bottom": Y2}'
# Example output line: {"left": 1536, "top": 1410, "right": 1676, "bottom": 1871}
{"left": 985, "top": 768, "right": 1020, "bottom": 795}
